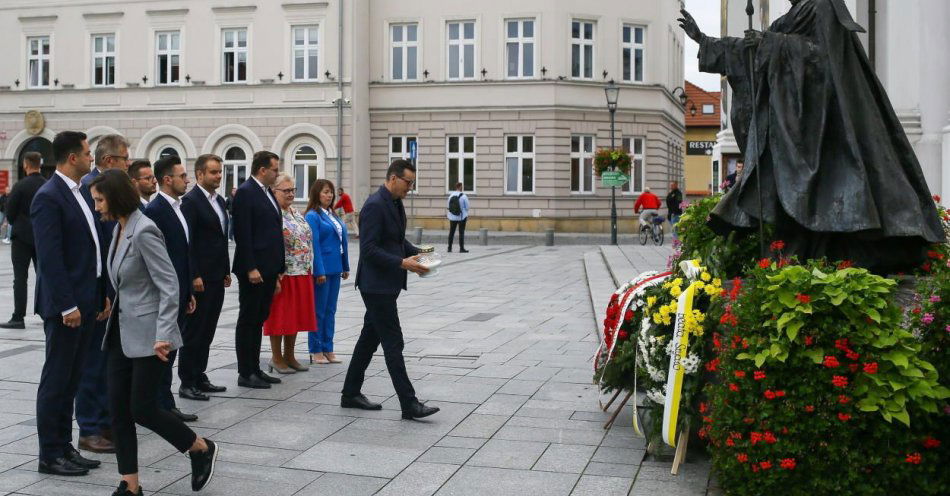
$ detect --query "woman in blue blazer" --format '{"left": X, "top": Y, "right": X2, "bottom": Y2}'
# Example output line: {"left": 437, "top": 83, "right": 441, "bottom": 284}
{"left": 305, "top": 179, "right": 350, "bottom": 364}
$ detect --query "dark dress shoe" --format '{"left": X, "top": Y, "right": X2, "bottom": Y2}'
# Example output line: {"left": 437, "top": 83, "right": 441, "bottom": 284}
{"left": 255, "top": 370, "right": 281, "bottom": 384}
{"left": 189, "top": 439, "right": 219, "bottom": 491}
{"left": 65, "top": 444, "right": 102, "bottom": 468}
{"left": 179, "top": 386, "right": 210, "bottom": 401}
{"left": 0, "top": 319, "right": 25, "bottom": 329}
{"left": 78, "top": 434, "right": 115, "bottom": 454}
{"left": 38, "top": 457, "right": 89, "bottom": 476}
{"left": 170, "top": 408, "right": 198, "bottom": 422}
{"left": 460, "top": 249, "right": 469, "bottom": 253}
{"left": 341, "top": 394, "right": 382, "bottom": 410}
{"left": 113, "top": 480, "right": 144, "bottom": 496}
{"left": 237, "top": 374, "right": 271, "bottom": 389}
{"left": 402, "top": 400, "right": 440, "bottom": 420}
{"left": 197, "top": 381, "right": 227, "bottom": 393}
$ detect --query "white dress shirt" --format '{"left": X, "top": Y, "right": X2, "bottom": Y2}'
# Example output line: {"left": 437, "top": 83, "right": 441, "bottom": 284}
{"left": 323, "top": 208, "right": 345, "bottom": 254}
{"left": 140, "top": 197, "right": 149, "bottom": 207}
{"left": 158, "top": 191, "right": 190, "bottom": 243}
{"left": 252, "top": 176, "right": 279, "bottom": 212}
{"left": 55, "top": 170, "right": 102, "bottom": 316}
{"left": 197, "top": 184, "right": 226, "bottom": 234}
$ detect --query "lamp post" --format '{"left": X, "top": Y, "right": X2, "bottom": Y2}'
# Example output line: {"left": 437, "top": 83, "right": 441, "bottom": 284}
{"left": 605, "top": 80, "right": 620, "bottom": 245}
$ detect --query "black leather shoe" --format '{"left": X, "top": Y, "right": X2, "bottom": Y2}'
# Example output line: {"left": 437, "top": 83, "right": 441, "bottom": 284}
{"left": 0, "top": 319, "right": 25, "bottom": 329}
{"left": 402, "top": 400, "right": 440, "bottom": 420}
{"left": 237, "top": 374, "right": 271, "bottom": 389}
{"left": 341, "top": 394, "right": 382, "bottom": 410}
{"left": 197, "top": 381, "right": 227, "bottom": 393}
{"left": 179, "top": 386, "right": 210, "bottom": 401}
{"left": 459, "top": 249, "right": 469, "bottom": 253}
{"left": 65, "top": 444, "right": 101, "bottom": 468}
{"left": 189, "top": 439, "right": 218, "bottom": 491}
{"left": 170, "top": 408, "right": 198, "bottom": 422}
{"left": 255, "top": 370, "right": 281, "bottom": 384}
{"left": 38, "top": 457, "right": 89, "bottom": 476}
{"left": 112, "top": 480, "right": 144, "bottom": 496}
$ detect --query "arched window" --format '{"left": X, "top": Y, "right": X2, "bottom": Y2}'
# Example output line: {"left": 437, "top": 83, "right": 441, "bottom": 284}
{"left": 159, "top": 147, "right": 179, "bottom": 159}
{"left": 222, "top": 146, "right": 249, "bottom": 198}
{"left": 292, "top": 145, "right": 320, "bottom": 200}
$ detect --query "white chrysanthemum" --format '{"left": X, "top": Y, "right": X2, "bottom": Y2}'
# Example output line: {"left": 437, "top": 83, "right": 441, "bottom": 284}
{"left": 646, "top": 388, "right": 666, "bottom": 404}
{"left": 681, "top": 354, "right": 700, "bottom": 374}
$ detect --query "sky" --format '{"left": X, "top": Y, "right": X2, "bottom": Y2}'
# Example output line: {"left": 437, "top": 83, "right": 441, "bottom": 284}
{"left": 682, "top": 0, "right": 721, "bottom": 92}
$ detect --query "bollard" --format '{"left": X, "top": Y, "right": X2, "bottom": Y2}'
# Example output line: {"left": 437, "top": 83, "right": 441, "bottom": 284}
{"left": 479, "top": 228, "right": 489, "bottom": 246}
{"left": 545, "top": 228, "right": 555, "bottom": 246}
{"left": 414, "top": 227, "right": 423, "bottom": 244}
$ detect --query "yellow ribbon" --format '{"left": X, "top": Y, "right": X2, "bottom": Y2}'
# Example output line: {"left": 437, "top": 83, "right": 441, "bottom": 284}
{"left": 662, "top": 279, "right": 700, "bottom": 447}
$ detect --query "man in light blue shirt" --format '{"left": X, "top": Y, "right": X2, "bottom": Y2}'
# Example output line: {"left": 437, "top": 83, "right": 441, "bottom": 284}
{"left": 446, "top": 182, "right": 470, "bottom": 253}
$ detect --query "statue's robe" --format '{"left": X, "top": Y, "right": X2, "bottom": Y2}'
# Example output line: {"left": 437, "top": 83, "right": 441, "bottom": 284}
{"left": 699, "top": 0, "right": 944, "bottom": 271}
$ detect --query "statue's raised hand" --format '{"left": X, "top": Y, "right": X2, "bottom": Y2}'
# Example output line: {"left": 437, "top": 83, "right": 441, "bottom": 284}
{"left": 678, "top": 9, "right": 705, "bottom": 43}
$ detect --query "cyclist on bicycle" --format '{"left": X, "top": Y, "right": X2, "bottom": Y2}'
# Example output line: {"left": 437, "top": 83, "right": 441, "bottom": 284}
{"left": 634, "top": 187, "right": 662, "bottom": 230}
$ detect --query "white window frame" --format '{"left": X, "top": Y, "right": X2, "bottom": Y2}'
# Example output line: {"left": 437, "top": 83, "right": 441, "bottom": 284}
{"left": 156, "top": 31, "right": 181, "bottom": 86}
{"left": 389, "top": 135, "right": 418, "bottom": 192}
{"left": 91, "top": 33, "right": 116, "bottom": 87}
{"left": 390, "top": 23, "right": 419, "bottom": 81}
{"left": 221, "top": 143, "right": 250, "bottom": 198}
{"left": 570, "top": 135, "right": 595, "bottom": 194}
{"left": 27, "top": 36, "right": 51, "bottom": 89}
{"left": 291, "top": 25, "right": 320, "bottom": 82}
{"left": 711, "top": 159, "right": 721, "bottom": 194}
{"left": 291, "top": 144, "right": 322, "bottom": 201}
{"left": 446, "top": 20, "right": 476, "bottom": 81}
{"left": 703, "top": 103, "right": 715, "bottom": 114}
{"left": 570, "top": 20, "right": 595, "bottom": 80}
{"left": 622, "top": 137, "right": 646, "bottom": 194}
{"left": 222, "top": 27, "right": 248, "bottom": 84}
{"left": 505, "top": 18, "right": 535, "bottom": 79}
{"left": 446, "top": 135, "right": 476, "bottom": 193}
{"left": 504, "top": 135, "right": 535, "bottom": 194}
{"left": 622, "top": 24, "right": 645, "bottom": 83}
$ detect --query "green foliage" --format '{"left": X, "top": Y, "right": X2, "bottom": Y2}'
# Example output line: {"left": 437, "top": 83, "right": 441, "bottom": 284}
{"left": 673, "top": 195, "right": 766, "bottom": 279}
{"left": 593, "top": 147, "right": 632, "bottom": 176}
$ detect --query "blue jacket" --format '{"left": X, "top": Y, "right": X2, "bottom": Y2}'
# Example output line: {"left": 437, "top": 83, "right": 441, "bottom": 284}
{"left": 355, "top": 185, "right": 419, "bottom": 295}
{"left": 31, "top": 173, "right": 106, "bottom": 319}
{"left": 181, "top": 186, "right": 231, "bottom": 282}
{"left": 144, "top": 194, "right": 194, "bottom": 308}
{"left": 305, "top": 209, "right": 350, "bottom": 277}
{"left": 231, "top": 178, "right": 286, "bottom": 277}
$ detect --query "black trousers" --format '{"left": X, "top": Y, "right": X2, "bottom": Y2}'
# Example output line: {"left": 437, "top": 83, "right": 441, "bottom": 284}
{"left": 10, "top": 240, "right": 36, "bottom": 321}
{"left": 448, "top": 219, "right": 467, "bottom": 250}
{"left": 179, "top": 280, "right": 225, "bottom": 387}
{"left": 107, "top": 321, "right": 196, "bottom": 475}
{"left": 342, "top": 292, "right": 417, "bottom": 408}
{"left": 235, "top": 274, "right": 277, "bottom": 377}
{"left": 156, "top": 309, "right": 185, "bottom": 410}
{"left": 36, "top": 315, "right": 94, "bottom": 461}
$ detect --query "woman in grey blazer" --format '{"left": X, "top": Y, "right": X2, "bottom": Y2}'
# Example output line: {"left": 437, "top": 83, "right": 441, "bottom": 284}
{"left": 89, "top": 170, "right": 218, "bottom": 496}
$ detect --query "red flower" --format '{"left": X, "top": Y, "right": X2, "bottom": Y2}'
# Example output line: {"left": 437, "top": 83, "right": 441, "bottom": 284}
{"left": 729, "top": 383, "right": 740, "bottom": 392}
{"left": 730, "top": 432, "right": 743, "bottom": 439}
{"left": 770, "top": 240, "right": 786, "bottom": 252}
{"left": 863, "top": 362, "right": 879, "bottom": 374}
{"left": 726, "top": 438, "right": 735, "bottom": 447}
{"left": 804, "top": 405, "right": 815, "bottom": 413}
{"left": 759, "top": 461, "right": 772, "bottom": 470}
{"left": 804, "top": 336, "right": 814, "bottom": 346}
{"left": 834, "top": 338, "right": 850, "bottom": 351}
{"left": 832, "top": 375, "right": 849, "bottom": 388}
{"left": 743, "top": 417, "right": 755, "bottom": 424}
{"left": 763, "top": 431, "right": 777, "bottom": 444}
{"left": 845, "top": 350, "right": 860, "bottom": 361}
{"left": 742, "top": 338, "right": 749, "bottom": 349}
{"left": 734, "top": 370, "right": 747, "bottom": 379}
{"left": 905, "top": 453, "right": 922, "bottom": 465}
{"left": 750, "top": 432, "right": 763, "bottom": 445}
{"left": 912, "top": 307, "right": 922, "bottom": 315}
{"left": 736, "top": 453, "right": 748, "bottom": 463}
{"left": 705, "top": 358, "right": 720, "bottom": 372}
{"left": 823, "top": 356, "right": 840, "bottom": 368}
{"left": 751, "top": 464, "right": 760, "bottom": 473}
{"left": 934, "top": 194, "right": 942, "bottom": 203}
{"left": 624, "top": 309, "right": 634, "bottom": 321}
{"left": 927, "top": 250, "right": 943, "bottom": 260}
{"left": 796, "top": 293, "right": 811, "bottom": 304}
{"left": 780, "top": 458, "right": 797, "bottom": 470}
{"left": 838, "top": 395, "right": 851, "bottom": 404}
{"left": 764, "top": 390, "right": 776, "bottom": 400}
{"left": 922, "top": 437, "right": 941, "bottom": 449}
{"left": 758, "top": 258, "right": 771, "bottom": 269}
{"left": 849, "top": 363, "right": 859, "bottom": 373}
{"left": 713, "top": 333, "right": 722, "bottom": 350}
{"left": 838, "top": 413, "right": 851, "bottom": 422}
{"left": 753, "top": 370, "right": 766, "bottom": 381}
{"left": 699, "top": 402, "right": 709, "bottom": 414}
{"left": 702, "top": 416, "right": 713, "bottom": 424}
{"left": 775, "top": 390, "right": 786, "bottom": 398}
{"left": 617, "top": 330, "right": 629, "bottom": 341}
{"left": 837, "top": 260, "right": 854, "bottom": 269}
{"left": 922, "top": 262, "right": 932, "bottom": 273}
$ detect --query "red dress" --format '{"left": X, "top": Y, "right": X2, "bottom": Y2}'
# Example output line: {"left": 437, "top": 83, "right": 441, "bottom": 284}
{"left": 264, "top": 208, "right": 317, "bottom": 336}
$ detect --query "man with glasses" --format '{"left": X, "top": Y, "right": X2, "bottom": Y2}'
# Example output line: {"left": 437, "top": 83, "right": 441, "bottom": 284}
{"left": 129, "top": 160, "right": 157, "bottom": 208}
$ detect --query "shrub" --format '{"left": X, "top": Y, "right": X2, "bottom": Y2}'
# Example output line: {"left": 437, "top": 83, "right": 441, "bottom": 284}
{"left": 673, "top": 195, "right": 766, "bottom": 279}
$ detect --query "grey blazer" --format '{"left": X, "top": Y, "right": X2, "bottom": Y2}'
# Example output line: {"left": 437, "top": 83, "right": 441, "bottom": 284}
{"left": 102, "top": 209, "right": 183, "bottom": 358}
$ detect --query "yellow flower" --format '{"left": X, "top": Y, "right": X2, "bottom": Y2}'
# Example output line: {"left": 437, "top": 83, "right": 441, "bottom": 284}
{"left": 647, "top": 296, "right": 657, "bottom": 308}
{"left": 672, "top": 278, "right": 683, "bottom": 288}
{"left": 662, "top": 315, "right": 672, "bottom": 326}
{"left": 701, "top": 272, "right": 711, "bottom": 282}
{"left": 704, "top": 284, "right": 720, "bottom": 297}
{"left": 670, "top": 286, "right": 682, "bottom": 298}
{"left": 695, "top": 281, "right": 706, "bottom": 290}
{"left": 712, "top": 278, "right": 722, "bottom": 287}
{"left": 652, "top": 313, "right": 662, "bottom": 324}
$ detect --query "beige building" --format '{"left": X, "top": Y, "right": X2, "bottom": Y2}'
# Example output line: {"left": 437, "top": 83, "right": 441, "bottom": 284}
{"left": 0, "top": 0, "right": 686, "bottom": 232}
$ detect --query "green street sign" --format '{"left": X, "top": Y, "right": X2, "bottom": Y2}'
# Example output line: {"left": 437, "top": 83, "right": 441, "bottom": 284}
{"left": 601, "top": 171, "right": 629, "bottom": 187}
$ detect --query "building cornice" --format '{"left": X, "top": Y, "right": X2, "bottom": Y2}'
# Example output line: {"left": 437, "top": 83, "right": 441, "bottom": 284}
{"left": 18, "top": 15, "right": 57, "bottom": 23}
{"left": 282, "top": 2, "right": 330, "bottom": 11}
{"left": 82, "top": 12, "right": 123, "bottom": 21}
{"left": 211, "top": 5, "right": 258, "bottom": 15}
{"left": 145, "top": 8, "right": 189, "bottom": 17}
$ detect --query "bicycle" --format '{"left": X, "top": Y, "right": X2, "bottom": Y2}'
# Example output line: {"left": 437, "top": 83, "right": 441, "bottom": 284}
{"left": 638, "top": 215, "right": 665, "bottom": 246}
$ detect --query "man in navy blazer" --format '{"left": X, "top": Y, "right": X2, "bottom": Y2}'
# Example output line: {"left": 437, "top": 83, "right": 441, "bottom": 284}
{"left": 31, "top": 131, "right": 110, "bottom": 476}
{"left": 144, "top": 155, "right": 198, "bottom": 422}
{"left": 231, "top": 151, "right": 285, "bottom": 389}
{"left": 341, "top": 159, "right": 439, "bottom": 420}
{"left": 179, "top": 154, "right": 231, "bottom": 400}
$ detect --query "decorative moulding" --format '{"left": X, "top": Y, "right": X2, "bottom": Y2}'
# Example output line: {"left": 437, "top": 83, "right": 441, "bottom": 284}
{"left": 211, "top": 6, "right": 258, "bottom": 15}
{"left": 18, "top": 15, "right": 58, "bottom": 24}
{"left": 82, "top": 12, "right": 124, "bottom": 21}
{"left": 282, "top": 2, "right": 330, "bottom": 11}
{"left": 145, "top": 8, "right": 189, "bottom": 17}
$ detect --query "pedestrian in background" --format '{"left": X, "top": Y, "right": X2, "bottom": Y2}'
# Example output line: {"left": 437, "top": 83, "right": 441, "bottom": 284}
{"left": 335, "top": 187, "right": 358, "bottom": 238}
{"left": 634, "top": 186, "right": 662, "bottom": 229}
{"left": 667, "top": 181, "right": 683, "bottom": 238}
{"left": 1, "top": 152, "right": 45, "bottom": 329}
{"left": 306, "top": 179, "right": 350, "bottom": 365}
{"left": 263, "top": 173, "right": 314, "bottom": 373}
{"left": 0, "top": 186, "right": 9, "bottom": 243}
{"left": 226, "top": 187, "right": 236, "bottom": 241}
{"left": 446, "top": 182, "right": 469, "bottom": 253}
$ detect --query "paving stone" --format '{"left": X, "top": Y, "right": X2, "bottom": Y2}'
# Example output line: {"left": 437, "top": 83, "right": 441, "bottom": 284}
{"left": 284, "top": 440, "right": 422, "bottom": 478}
{"left": 532, "top": 443, "right": 597, "bottom": 474}
{"left": 571, "top": 475, "right": 634, "bottom": 495}
{"left": 435, "top": 436, "right": 487, "bottom": 449}
{"left": 467, "top": 439, "right": 548, "bottom": 469}
{"left": 592, "top": 446, "right": 645, "bottom": 465}
{"left": 295, "top": 472, "right": 389, "bottom": 496}
{"left": 377, "top": 461, "right": 460, "bottom": 496}
{"left": 0, "top": 469, "right": 47, "bottom": 493}
{"left": 419, "top": 446, "right": 476, "bottom": 465}
{"left": 494, "top": 425, "right": 605, "bottom": 446}
{"left": 473, "top": 394, "right": 529, "bottom": 416}
{"left": 583, "top": 461, "right": 640, "bottom": 478}
{"left": 448, "top": 414, "right": 508, "bottom": 438}
{"left": 212, "top": 415, "right": 352, "bottom": 450}
{"left": 437, "top": 466, "right": 579, "bottom": 496}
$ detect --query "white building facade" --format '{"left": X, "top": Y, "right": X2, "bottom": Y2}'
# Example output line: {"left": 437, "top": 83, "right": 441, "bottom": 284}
{"left": 0, "top": 0, "right": 688, "bottom": 233}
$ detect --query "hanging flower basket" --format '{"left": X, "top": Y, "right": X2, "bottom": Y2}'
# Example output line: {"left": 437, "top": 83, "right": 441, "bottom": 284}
{"left": 594, "top": 148, "right": 632, "bottom": 176}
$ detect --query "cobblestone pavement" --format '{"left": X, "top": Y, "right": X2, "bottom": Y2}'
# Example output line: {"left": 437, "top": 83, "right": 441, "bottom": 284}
{"left": 0, "top": 241, "right": 713, "bottom": 495}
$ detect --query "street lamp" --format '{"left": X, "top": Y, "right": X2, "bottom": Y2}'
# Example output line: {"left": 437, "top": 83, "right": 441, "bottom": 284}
{"left": 605, "top": 80, "right": 620, "bottom": 245}
{"left": 671, "top": 86, "right": 689, "bottom": 108}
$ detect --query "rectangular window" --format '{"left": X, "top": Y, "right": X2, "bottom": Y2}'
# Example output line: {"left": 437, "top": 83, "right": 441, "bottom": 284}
{"left": 391, "top": 23, "right": 419, "bottom": 81}
{"left": 570, "top": 135, "right": 595, "bottom": 193}
{"left": 222, "top": 28, "right": 248, "bottom": 83}
{"left": 447, "top": 21, "right": 476, "bottom": 80}
{"left": 27, "top": 36, "right": 51, "bottom": 88}
{"left": 92, "top": 34, "right": 116, "bottom": 87}
{"left": 389, "top": 136, "right": 418, "bottom": 192}
{"left": 446, "top": 135, "right": 475, "bottom": 192}
{"left": 712, "top": 160, "right": 721, "bottom": 194}
{"left": 703, "top": 103, "right": 715, "bottom": 114}
{"left": 505, "top": 135, "right": 534, "bottom": 194}
{"left": 622, "top": 137, "right": 646, "bottom": 193}
{"left": 622, "top": 24, "right": 645, "bottom": 82}
{"left": 292, "top": 26, "right": 319, "bottom": 81}
{"left": 571, "top": 20, "right": 594, "bottom": 79}
{"left": 156, "top": 31, "right": 181, "bottom": 85}
{"left": 505, "top": 19, "right": 535, "bottom": 79}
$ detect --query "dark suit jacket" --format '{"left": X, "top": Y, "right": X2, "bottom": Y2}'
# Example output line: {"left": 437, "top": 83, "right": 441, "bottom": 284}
{"left": 181, "top": 186, "right": 230, "bottom": 283}
{"left": 231, "top": 178, "right": 285, "bottom": 277}
{"left": 30, "top": 173, "right": 105, "bottom": 319}
{"left": 81, "top": 168, "right": 118, "bottom": 298}
{"left": 144, "top": 194, "right": 194, "bottom": 308}
{"left": 355, "top": 185, "right": 419, "bottom": 295}
{"left": 5, "top": 172, "right": 45, "bottom": 246}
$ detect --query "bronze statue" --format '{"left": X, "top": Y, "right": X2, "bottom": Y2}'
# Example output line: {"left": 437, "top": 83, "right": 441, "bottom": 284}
{"left": 679, "top": 0, "right": 945, "bottom": 272}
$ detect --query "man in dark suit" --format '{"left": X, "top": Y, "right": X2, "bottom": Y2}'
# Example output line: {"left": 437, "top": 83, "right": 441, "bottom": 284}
{"left": 342, "top": 159, "right": 439, "bottom": 420}
{"left": 179, "top": 154, "right": 231, "bottom": 400}
{"left": 31, "top": 131, "right": 110, "bottom": 476}
{"left": 231, "top": 151, "right": 285, "bottom": 389}
{"left": 145, "top": 155, "right": 198, "bottom": 422}
{"left": 129, "top": 160, "right": 156, "bottom": 209}
{"left": 1, "top": 152, "right": 45, "bottom": 329}
{"left": 74, "top": 134, "right": 129, "bottom": 455}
